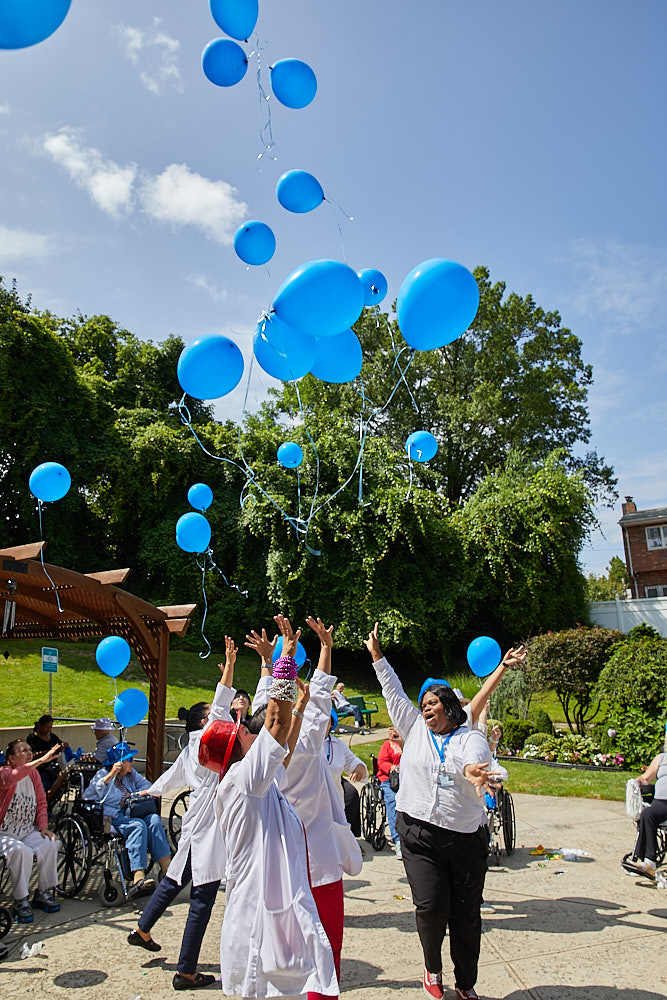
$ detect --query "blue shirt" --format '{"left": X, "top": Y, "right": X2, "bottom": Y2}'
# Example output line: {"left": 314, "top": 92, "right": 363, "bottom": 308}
{"left": 84, "top": 767, "right": 151, "bottom": 819}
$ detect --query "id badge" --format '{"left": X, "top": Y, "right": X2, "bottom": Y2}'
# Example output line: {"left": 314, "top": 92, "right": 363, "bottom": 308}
{"left": 436, "top": 764, "right": 455, "bottom": 789}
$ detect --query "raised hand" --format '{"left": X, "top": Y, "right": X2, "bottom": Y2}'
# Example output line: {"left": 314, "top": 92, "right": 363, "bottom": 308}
{"left": 244, "top": 627, "right": 278, "bottom": 664}
{"left": 364, "top": 621, "right": 383, "bottom": 661}
{"left": 502, "top": 645, "right": 527, "bottom": 669}
{"left": 463, "top": 761, "right": 503, "bottom": 798}
{"left": 273, "top": 613, "right": 301, "bottom": 660}
{"left": 224, "top": 635, "right": 238, "bottom": 670}
{"left": 295, "top": 677, "right": 310, "bottom": 712}
{"left": 306, "top": 616, "right": 334, "bottom": 648}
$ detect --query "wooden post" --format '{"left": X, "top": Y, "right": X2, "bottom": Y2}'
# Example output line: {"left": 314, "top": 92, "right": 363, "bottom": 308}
{"left": 146, "top": 629, "right": 169, "bottom": 781}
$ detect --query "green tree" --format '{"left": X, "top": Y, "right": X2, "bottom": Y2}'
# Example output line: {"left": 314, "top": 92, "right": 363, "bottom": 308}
{"left": 585, "top": 555, "right": 629, "bottom": 601}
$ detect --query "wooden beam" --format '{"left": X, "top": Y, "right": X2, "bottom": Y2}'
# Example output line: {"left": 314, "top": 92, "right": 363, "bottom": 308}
{"left": 0, "top": 542, "right": 45, "bottom": 561}
{"left": 157, "top": 604, "right": 197, "bottom": 618}
{"left": 165, "top": 617, "right": 192, "bottom": 636}
{"left": 85, "top": 569, "right": 131, "bottom": 585}
{"left": 146, "top": 629, "right": 169, "bottom": 781}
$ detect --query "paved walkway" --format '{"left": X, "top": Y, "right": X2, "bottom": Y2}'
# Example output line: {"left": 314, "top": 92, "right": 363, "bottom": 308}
{"left": 1, "top": 793, "right": 665, "bottom": 1000}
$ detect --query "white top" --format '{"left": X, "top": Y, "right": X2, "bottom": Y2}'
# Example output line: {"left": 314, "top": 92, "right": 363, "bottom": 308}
{"left": 278, "top": 671, "right": 363, "bottom": 887}
{"left": 148, "top": 682, "right": 235, "bottom": 886}
{"left": 374, "top": 657, "right": 490, "bottom": 833}
{"left": 331, "top": 689, "right": 352, "bottom": 711}
{"left": 252, "top": 674, "right": 273, "bottom": 714}
{"left": 215, "top": 726, "right": 337, "bottom": 999}
{"left": 0, "top": 776, "right": 36, "bottom": 840}
{"left": 94, "top": 732, "right": 117, "bottom": 763}
{"left": 322, "top": 733, "right": 367, "bottom": 801}
{"left": 655, "top": 752, "right": 667, "bottom": 800}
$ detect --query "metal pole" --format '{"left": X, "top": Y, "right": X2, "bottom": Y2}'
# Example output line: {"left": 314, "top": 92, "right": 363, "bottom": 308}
{"left": 49, "top": 672, "right": 53, "bottom": 714}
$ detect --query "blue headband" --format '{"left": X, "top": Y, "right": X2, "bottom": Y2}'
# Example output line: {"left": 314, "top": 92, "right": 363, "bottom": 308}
{"left": 418, "top": 677, "right": 450, "bottom": 706}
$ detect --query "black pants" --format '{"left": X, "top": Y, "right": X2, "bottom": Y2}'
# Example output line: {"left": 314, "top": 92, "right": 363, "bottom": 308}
{"left": 633, "top": 797, "right": 667, "bottom": 862}
{"left": 343, "top": 777, "right": 361, "bottom": 837}
{"left": 397, "top": 811, "right": 487, "bottom": 990}
{"left": 138, "top": 851, "right": 219, "bottom": 975}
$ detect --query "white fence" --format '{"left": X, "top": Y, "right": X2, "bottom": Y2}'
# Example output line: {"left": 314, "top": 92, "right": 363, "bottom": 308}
{"left": 589, "top": 596, "right": 667, "bottom": 636}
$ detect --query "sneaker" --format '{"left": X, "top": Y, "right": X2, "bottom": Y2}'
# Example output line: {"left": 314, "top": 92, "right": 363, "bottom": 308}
{"left": 638, "top": 859, "right": 657, "bottom": 879}
{"left": 14, "top": 898, "right": 34, "bottom": 923}
{"left": 423, "top": 969, "right": 444, "bottom": 999}
{"left": 33, "top": 890, "right": 61, "bottom": 914}
{"left": 480, "top": 900, "right": 495, "bottom": 913}
{"left": 395, "top": 844, "right": 403, "bottom": 860}
{"left": 455, "top": 988, "right": 479, "bottom": 1000}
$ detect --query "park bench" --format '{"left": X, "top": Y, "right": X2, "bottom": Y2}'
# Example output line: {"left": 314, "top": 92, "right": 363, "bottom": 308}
{"left": 347, "top": 695, "right": 379, "bottom": 729}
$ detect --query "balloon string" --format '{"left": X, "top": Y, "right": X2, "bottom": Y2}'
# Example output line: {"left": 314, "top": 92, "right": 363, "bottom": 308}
{"left": 252, "top": 34, "right": 277, "bottom": 162}
{"left": 37, "top": 501, "right": 63, "bottom": 613}
{"left": 196, "top": 554, "right": 212, "bottom": 659}
{"left": 388, "top": 328, "right": 420, "bottom": 414}
{"left": 207, "top": 549, "right": 248, "bottom": 599}
{"left": 324, "top": 195, "right": 354, "bottom": 222}
{"left": 296, "top": 467, "right": 302, "bottom": 522}
{"left": 292, "top": 381, "right": 321, "bottom": 556}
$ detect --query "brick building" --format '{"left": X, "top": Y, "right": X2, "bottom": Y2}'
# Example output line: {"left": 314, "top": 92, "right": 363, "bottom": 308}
{"left": 619, "top": 497, "right": 667, "bottom": 598}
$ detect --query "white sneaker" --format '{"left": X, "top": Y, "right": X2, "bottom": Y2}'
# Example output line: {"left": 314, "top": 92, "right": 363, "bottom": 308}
{"left": 395, "top": 844, "right": 403, "bottom": 860}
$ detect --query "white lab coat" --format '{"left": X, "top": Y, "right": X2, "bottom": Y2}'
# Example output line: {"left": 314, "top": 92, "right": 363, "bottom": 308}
{"left": 278, "top": 671, "right": 363, "bottom": 888}
{"left": 216, "top": 726, "right": 337, "bottom": 999}
{"left": 147, "top": 682, "right": 235, "bottom": 886}
{"left": 322, "top": 733, "right": 367, "bottom": 802}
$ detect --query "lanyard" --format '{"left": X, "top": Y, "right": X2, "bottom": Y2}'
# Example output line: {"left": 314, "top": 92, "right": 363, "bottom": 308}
{"left": 429, "top": 727, "right": 459, "bottom": 764}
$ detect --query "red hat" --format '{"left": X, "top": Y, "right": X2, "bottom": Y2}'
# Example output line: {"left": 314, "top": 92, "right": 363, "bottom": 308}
{"left": 199, "top": 718, "right": 242, "bottom": 777}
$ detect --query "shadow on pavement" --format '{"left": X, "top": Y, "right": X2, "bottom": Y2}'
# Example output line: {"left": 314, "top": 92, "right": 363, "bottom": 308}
{"left": 504, "top": 989, "right": 666, "bottom": 1000}
{"left": 481, "top": 895, "right": 656, "bottom": 934}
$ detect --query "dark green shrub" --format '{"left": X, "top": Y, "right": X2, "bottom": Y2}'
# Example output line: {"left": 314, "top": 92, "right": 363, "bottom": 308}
{"left": 524, "top": 732, "right": 552, "bottom": 747}
{"left": 602, "top": 707, "right": 665, "bottom": 770}
{"left": 597, "top": 636, "right": 667, "bottom": 717}
{"left": 626, "top": 623, "right": 661, "bottom": 641}
{"left": 489, "top": 670, "right": 530, "bottom": 722}
{"left": 502, "top": 718, "right": 535, "bottom": 751}
{"left": 531, "top": 708, "right": 553, "bottom": 735}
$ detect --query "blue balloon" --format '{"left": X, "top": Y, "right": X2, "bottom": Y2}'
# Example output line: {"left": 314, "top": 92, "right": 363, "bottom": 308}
{"left": 176, "top": 512, "right": 212, "bottom": 554}
{"left": 467, "top": 636, "right": 502, "bottom": 678}
{"left": 273, "top": 260, "right": 365, "bottom": 339}
{"left": 276, "top": 170, "right": 324, "bottom": 214}
{"left": 277, "top": 442, "right": 303, "bottom": 469}
{"left": 188, "top": 483, "right": 214, "bottom": 512}
{"left": 234, "top": 221, "right": 276, "bottom": 266}
{"left": 397, "top": 259, "right": 480, "bottom": 351}
{"left": 358, "top": 268, "right": 388, "bottom": 306}
{"left": 0, "top": 0, "right": 71, "bottom": 50}
{"left": 209, "top": 0, "right": 258, "bottom": 41}
{"left": 202, "top": 38, "right": 248, "bottom": 87}
{"left": 270, "top": 59, "right": 317, "bottom": 109}
{"left": 405, "top": 431, "right": 438, "bottom": 463}
{"left": 177, "top": 334, "right": 244, "bottom": 400}
{"left": 272, "top": 638, "right": 307, "bottom": 667}
{"left": 29, "top": 462, "right": 71, "bottom": 502}
{"left": 254, "top": 315, "right": 316, "bottom": 381}
{"left": 96, "top": 636, "right": 131, "bottom": 679}
{"left": 114, "top": 688, "right": 149, "bottom": 729}
{"left": 310, "top": 328, "right": 363, "bottom": 384}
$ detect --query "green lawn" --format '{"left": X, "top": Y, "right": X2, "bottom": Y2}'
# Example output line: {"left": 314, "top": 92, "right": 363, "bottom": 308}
{"left": 347, "top": 739, "right": 631, "bottom": 801}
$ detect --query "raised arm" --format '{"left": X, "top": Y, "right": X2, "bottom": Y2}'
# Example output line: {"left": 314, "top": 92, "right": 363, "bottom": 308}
{"left": 245, "top": 627, "right": 279, "bottom": 713}
{"left": 467, "top": 645, "right": 527, "bottom": 725}
{"left": 283, "top": 679, "right": 311, "bottom": 768}
{"left": 208, "top": 636, "right": 238, "bottom": 724}
{"left": 638, "top": 754, "right": 663, "bottom": 786}
{"left": 264, "top": 616, "right": 303, "bottom": 747}
{"left": 364, "top": 623, "right": 420, "bottom": 739}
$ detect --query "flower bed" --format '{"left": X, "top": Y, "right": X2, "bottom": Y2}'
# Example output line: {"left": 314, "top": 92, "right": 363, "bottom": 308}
{"left": 500, "top": 733, "right": 625, "bottom": 768}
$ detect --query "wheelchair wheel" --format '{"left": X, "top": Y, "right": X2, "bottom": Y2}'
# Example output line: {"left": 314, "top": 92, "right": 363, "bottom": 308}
{"left": 98, "top": 878, "right": 123, "bottom": 907}
{"left": 168, "top": 790, "right": 190, "bottom": 851}
{"left": 360, "top": 781, "right": 387, "bottom": 851}
{"left": 0, "top": 906, "right": 11, "bottom": 940}
{"left": 54, "top": 814, "right": 92, "bottom": 897}
{"left": 657, "top": 827, "right": 667, "bottom": 867}
{"left": 500, "top": 790, "right": 516, "bottom": 856}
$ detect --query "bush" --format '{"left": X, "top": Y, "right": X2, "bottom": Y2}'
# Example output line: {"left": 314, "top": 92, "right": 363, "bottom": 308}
{"left": 597, "top": 636, "right": 667, "bottom": 717}
{"left": 502, "top": 718, "right": 535, "bottom": 751}
{"left": 521, "top": 732, "right": 622, "bottom": 766}
{"left": 490, "top": 670, "right": 530, "bottom": 723}
{"left": 525, "top": 732, "right": 552, "bottom": 747}
{"left": 602, "top": 707, "right": 665, "bottom": 770}
{"left": 531, "top": 708, "right": 553, "bottom": 735}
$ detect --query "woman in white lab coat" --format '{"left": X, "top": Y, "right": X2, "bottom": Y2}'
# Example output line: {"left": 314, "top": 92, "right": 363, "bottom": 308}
{"left": 205, "top": 616, "right": 338, "bottom": 1000}
{"left": 127, "top": 638, "right": 237, "bottom": 990}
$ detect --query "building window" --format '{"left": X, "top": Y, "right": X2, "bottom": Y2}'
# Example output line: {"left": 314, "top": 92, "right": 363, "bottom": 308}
{"left": 645, "top": 525, "right": 667, "bottom": 550}
{"left": 644, "top": 585, "right": 667, "bottom": 598}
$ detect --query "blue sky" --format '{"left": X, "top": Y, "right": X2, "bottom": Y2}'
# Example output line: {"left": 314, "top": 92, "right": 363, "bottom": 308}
{"left": 1, "top": 0, "right": 666, "bottom": 574}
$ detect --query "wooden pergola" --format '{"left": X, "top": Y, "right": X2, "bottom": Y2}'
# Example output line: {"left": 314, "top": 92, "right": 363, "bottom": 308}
{"left": 0, "top": 542, "right": 195, "bottom": 780}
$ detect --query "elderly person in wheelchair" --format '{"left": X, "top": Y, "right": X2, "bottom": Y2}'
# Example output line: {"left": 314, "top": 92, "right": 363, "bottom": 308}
{"left": 84, "top": 742, "right": 171, "bottom": 896}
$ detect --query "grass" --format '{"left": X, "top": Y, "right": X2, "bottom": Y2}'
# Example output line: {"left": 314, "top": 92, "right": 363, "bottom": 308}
{"left": 346, "top": 739, "right": 631, "bottom": 801}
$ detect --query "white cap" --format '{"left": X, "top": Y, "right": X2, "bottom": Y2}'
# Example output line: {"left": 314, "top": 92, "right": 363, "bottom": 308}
{"left": 91, "top": 717, "right": 114, "bottom": 731}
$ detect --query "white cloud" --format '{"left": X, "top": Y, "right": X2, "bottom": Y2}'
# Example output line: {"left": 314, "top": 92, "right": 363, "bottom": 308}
{"left": 0, "top": 225, "right": 53, "bottom": 261}
{"left": 42, "top": 127, "right": 137, "bottom": 216}
{"left": 187, "top": 274, "right": 230, "bottom": 304}
{"left": 0, "top": 102, "right": 10, "bottom": 115}
{"left": 116, "top": 18, "right": 183, "bottom": 96}
{"left": 569, "top": 238, "right": 667, "bottom": 331}
{"left": 140, "top": 163, "right": 247, "bottom": 245}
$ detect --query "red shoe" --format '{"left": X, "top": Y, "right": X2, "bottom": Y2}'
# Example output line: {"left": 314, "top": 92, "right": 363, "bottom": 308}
{"left": 455, "top": 988, "right": 479, "bottom": 1000}
{"left": 423, "top": 969, "right": 444, "bottom": 999}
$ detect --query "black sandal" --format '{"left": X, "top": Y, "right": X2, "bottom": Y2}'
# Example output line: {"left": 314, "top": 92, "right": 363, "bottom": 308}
{"left": 172, "top": 972, "right": 216, "bottom": 990}
{"left": 127, "top": 930, "right": 161, "bottom": 952}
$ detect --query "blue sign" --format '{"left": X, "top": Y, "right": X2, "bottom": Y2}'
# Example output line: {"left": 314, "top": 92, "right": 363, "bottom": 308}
{"left": 42, "top": 647, "right": 58, "bottom": 673}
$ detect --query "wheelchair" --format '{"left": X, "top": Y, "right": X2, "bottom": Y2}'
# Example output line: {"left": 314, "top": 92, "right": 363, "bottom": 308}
{"left": 621, "top": 784, "right": 667, "bottom": 876}
{"left": 359, "top": 756, "right": 387, "bottom": 851}
{"left": 485, "top": 785, "right": 516, "bottom": 863}
{"left": 168, "top": 789, "right": 190, "bottom": 851}
{"left": 0, "top": 858, "right": 12, "bottom": 942}
{"left": 52, "top": 764, "right": 159, "bottom": 906}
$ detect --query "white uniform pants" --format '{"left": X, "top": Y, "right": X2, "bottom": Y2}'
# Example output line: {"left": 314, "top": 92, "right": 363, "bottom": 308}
{"left": 0, "top": 830, "right": 59, "bottom": 900}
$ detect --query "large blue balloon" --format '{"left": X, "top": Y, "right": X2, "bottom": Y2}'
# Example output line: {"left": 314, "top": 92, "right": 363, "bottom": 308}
{"left": 114, "top": 688, "right": 149, "bottom": 729}
{"left": 358, "top": 268, "right": 388, "bottom": 307}
{"left": 276, "top": 170, "right": 324, "bottom": 214}
{"left": 254, "top": 315, "right": 316, "bottom": 381}
{"left": 188, "top": 483, "right": 214, "bottom": 512}
{"left": 270, "top": 59, "right": 317, "bottom": 109}
{"left": 96, "top": 636, "right": 131, "bottom": 679}
{"left": 202, "top": 38, "right": 248, "bottom": 87}
{"left": 273, "top": 260, "right": 365, "bottom": 339}
{"left": 209, "top": 0, "right": 258, "bottom": 41}
{"left": 397, "top": 259, "right": 480, "bottom": 351}
{"left": 177, "top": 334, "right": 244, "bottom": 400}
{"left": 277, "top": 442, "right": 303, "bottom": 469}
{"left": 234, "top": 221, "right": 276, "bottom": 266}
{"left": 0, "top": 0, "right": 71, "bottom": 49}
{"left": 176, "top": 512, "right": 212, "bottom": 554}
{"left": 272, "top": 637, "right": 307, "bottom": 667}
{"left": 467, "top": 636, "right": 502, "bottom": 678}
{"left": 29, "top": 462, "right": 71, "bottom": 502}
{"left": 310, "top": 329, "right": 363, "bottom": 384}
{"left": 405, "top": 431, "right": 438, "bottom": 463}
